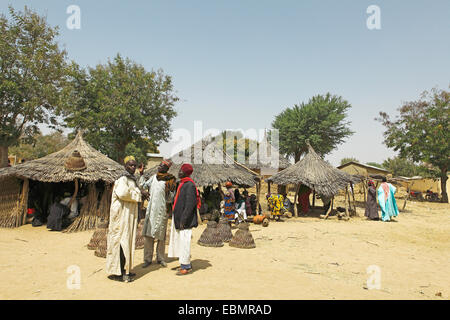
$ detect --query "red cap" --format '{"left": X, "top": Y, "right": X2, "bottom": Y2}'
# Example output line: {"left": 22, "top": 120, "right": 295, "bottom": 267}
{"left": 181, "top": 163, "right": 193, "bottom": 176}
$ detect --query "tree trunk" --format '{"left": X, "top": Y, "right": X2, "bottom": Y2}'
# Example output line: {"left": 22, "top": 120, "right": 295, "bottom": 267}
{"left": 117, "top": 144, "right": 127, "bottom": 165}
{"left": 440, "top": 168, "right": 448, "bottom": 203}
{"left": 0, "top": 145, "right": 9, "bottom": 168}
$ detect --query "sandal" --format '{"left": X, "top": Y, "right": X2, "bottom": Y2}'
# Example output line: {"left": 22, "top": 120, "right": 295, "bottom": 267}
{"left": 176, "top": 268, "right": 192, "bottom": 276}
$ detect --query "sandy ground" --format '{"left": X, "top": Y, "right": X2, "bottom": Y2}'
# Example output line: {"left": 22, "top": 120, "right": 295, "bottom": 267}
{"left": 0, "top": 197, "right": 449, "bottom": 300}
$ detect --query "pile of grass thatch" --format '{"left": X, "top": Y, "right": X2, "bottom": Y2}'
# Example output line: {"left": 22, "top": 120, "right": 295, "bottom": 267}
{"left": 0, "top": 176, "right": 28, "bottom": 228}
{"left": 267, "top": 142, "right": 362, "bottom": 198}
{"left": 64, "top": 184, "right": 100, "bottom": 233}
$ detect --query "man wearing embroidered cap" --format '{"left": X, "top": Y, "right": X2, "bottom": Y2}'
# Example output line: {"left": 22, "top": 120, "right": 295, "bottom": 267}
{"left": 139, "top": 159, "right": 176, "bottom": 268}
{"left": 168, "top": 163, "right": 201, "bottom": 275}
{"left": 106, "top": 156, "right": 147, "bottom": 282}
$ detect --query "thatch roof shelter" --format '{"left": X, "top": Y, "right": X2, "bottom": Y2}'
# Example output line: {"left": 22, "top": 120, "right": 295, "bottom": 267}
{"left": 144, "top": 136, "right": 259, "bottom": 188}
{"left": 0, "top": 131, "right": 125, "bottom": 230}
{"left": 5, "top": 131, "right": 126, "bottom": 183}
{"left": 266, "top": 142, "right": 362, "bottom": 218}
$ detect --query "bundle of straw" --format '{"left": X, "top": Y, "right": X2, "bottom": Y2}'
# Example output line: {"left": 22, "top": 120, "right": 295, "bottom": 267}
{"left": 65, "top": 184, "right": 99, "bottom": 233}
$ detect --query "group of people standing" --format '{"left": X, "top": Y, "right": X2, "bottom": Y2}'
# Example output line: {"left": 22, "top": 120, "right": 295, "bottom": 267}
{"left": 365, "top": 177, "right": 400, "bottom": 222}
{"left": 105, "top": 157, "right": 200, "bottom": 283}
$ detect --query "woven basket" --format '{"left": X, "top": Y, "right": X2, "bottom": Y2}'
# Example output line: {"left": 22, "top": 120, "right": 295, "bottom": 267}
{"left": 216, "top": 217, "right": 233, "bottom": 242}
{"left": 229, "top": 223, "right": 256, "bottom": 249}
{"left": 87, "top": 221, "right": 108, "bottom": 250}
{"left": 135, "top": 219, "right": 145, "bottom": 250}
{"left": 197, "top": 221, "right": 224, "bottom": 247}
{"left": 94, "top": 236, "right": 107, "bottom": 258}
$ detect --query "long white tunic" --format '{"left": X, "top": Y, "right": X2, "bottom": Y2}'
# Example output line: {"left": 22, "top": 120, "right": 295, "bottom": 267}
{"left": 168, "top": 218, "right": 192, "bottom": 265}
{"left": 106, "top": 176, "right": 142, "bottom": 276}
{"left": 141, "top": 174, "right": 167, "bottom": 240}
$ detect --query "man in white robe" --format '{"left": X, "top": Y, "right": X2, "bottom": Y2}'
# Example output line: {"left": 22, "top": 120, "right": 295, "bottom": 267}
{"left": 140, "top": 160, "right": 176, "bottom": 268}
{"left": 106, "top": 156, "right": 148, "bottom": 282}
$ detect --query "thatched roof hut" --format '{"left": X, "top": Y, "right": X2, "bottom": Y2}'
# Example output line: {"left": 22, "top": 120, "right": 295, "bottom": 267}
{"left": 0, "top": 131, "right": 125, "bottom": 230}
{"left": 144, "top": 136, "right": 259, "bottom": 188}
{"left": 267, "top": 142, "right": 361, "bottom": 198}
{"left": 5, "top": 131, "right": 126, "bottom": 183}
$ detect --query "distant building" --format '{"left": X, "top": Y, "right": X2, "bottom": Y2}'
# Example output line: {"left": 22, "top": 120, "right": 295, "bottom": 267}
{"left": 337, "top": 161, "right": 390, "bottom": 177}
{"left": 146, "top": 153, "right": 164, "bottom": 170}
{"left": 395, "top": 175, "right": 448, "bottom": 193}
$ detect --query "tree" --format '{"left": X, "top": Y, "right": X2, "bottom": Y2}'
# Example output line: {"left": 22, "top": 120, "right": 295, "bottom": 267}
{"left": 64, "top": 54, "right": 178, "bottom": 164}
{"left": 382, "top": 157, "right": 420, "bottom": 177}
{"left": 272, "top": 93, "right": 354, "bottom": 162}
{"left": 377, "top": 87, "right": 449, "bottom": 203}
{"left": 9, "top": 132, "right": 69, "bottom": 160}
{"left": 340, "top": 157, "right": 359, "bottom": 166}
{"left": 366, "top": 162, "right": 384, "bottom": 169}
{"left": 0, "top": 6, "right": 71, "bottom": 167}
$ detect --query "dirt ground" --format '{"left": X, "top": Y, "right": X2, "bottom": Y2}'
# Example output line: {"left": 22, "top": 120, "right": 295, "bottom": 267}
{"left": 0, "top": 196, "right": 448, "bottom": 300}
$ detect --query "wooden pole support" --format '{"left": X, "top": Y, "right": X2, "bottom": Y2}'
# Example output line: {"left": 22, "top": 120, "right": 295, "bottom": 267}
{"left": 68, "top": 179, "right": 79, "bottom": 208}
{"left": 344, "top": 185, "right": 349, "bottom": 219}
{"left": 293, "top": 183, "right": 300, "bottom": 217}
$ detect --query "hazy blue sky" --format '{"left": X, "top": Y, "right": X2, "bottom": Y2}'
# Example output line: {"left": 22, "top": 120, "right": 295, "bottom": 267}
{"left": 2, "top": 1, "right": 449, "bottom": 166}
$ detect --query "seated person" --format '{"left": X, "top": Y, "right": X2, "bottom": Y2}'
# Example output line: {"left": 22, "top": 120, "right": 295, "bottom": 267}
{"left": 59, "top": 192, "right": 79, "bottom": 219}
{"left": 283, "top": 196, "right": 294, "bottom": 214}
{"left": 235, "top": 196, "right": 247, "bottom": 223}
{"left": 47, "top": 196, "right": 72, "bottom": 231}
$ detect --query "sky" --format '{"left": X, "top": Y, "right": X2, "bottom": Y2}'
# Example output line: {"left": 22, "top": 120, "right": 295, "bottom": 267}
{"left": 2, "top": 0, "right": 449, "bottom": 166}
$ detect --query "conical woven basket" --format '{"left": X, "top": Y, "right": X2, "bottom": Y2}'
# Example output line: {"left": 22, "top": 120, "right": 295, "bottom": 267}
{"left": 87, "top": 220, "right": 108, "bottom": 250}
{"left": 94, "top": 235, "right": 107, "bottom": 258}
{"left": 197, "top": 221, "right": 224, "bottom": 247}
{"left": 229, "top": 222, "right": 256, "bottom": 249}
{"left": 64, "top": 150, "right": 86, "bottom": 171}
{"left": 217, "top": 217, "right": 233, "bottom": 242}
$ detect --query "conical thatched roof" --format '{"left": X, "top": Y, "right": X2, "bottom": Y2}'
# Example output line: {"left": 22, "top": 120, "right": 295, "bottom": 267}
{"left": 241, "top": 140, "right": 291, "bottom": 171}
{"left": 144, "top": 136, "right": 259, "bottom": 187}
{"left": 3, "top": 131, "right": 126, "bottom": 183}
{"left": 267, "top": 142, "right": 361, "bottom": 197}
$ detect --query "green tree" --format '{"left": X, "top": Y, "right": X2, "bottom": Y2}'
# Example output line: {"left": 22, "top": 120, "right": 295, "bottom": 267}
{"left": 0, "top": 6, "right": 71, "bottom": 167}
{"left": 64, "top": 54, "right": 178, "bottom": 164}
{"left": 377, "top": 87, "right": 449, "bottom": 203}
{"left": 366, "top": 162, "right": 384, "bottom": 169}
{"left": 272, "top": 93, "right": 354, "bottom": 162}
{"left": 9, "top": 131, "right": 69, "bottom": 160}
{"left": 340, "top": 157, "right": 359, "bottom": 166}
{"left": 382, "top": 157, "right": 420, "bottom": 177}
